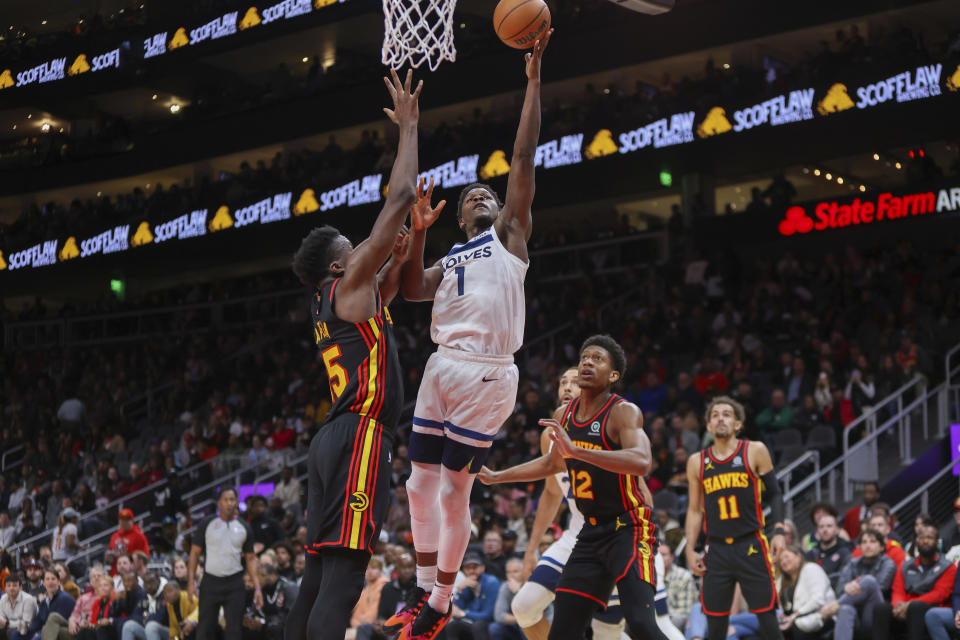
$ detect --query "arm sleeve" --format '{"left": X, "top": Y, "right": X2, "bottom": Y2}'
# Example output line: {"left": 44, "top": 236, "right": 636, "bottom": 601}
{"left": 759, "top": 469, "right": 784, "bottom": 528}
{"left": 915, "top": 564, "right": 957, "bottom": 606}
{"left": 493, "top": 584, "right": 512, "bottom": 623}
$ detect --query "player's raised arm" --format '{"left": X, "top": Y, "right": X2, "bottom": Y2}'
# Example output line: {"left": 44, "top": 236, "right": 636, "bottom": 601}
{"left": 376, "top": 226, "right": 412, "bottom": 305}
{"left": 495, "top": 29, "right": 552, "bottom": 253}
{"left": 337, "top": 69, "right": 420, "bottom": 321}
{"left": 477, "top": 408, "right": 567, "bottom": 484}
{"left": 400, "top": 178, "right": 446, "bottom": 301}
{"left": 548, "top": 400, "right": 651, "bottom": 476}
{"left": 684, "top": 452, "right": 706, "bottom": 576}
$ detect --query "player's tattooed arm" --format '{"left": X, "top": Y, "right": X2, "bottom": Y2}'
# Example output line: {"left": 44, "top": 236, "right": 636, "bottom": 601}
{"left": 338, "top": 69, "right": 420, "bottom": 322}
{"left": 684, "top": 452, "right": 706, "bottom": 577}
{"left": 400, "top": 177, "right": 445, "bottom": 301}
{"left": 548, "top": 401, "right": 651, "bottom": 476}
{"left": 497, "top": 29, "right": 552, "bottom": 257}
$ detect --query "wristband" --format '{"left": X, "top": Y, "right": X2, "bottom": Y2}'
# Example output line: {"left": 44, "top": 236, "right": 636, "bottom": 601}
{"left": 774, "top": 526, "right": 786, "bottom": 537}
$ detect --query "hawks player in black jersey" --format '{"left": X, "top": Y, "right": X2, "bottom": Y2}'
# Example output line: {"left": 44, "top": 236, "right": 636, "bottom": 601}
{"left": 684, "top": 396, "right": 787, "bottom": 640}
{"left": 479, "top": 335, "right": 667, "bottom": 640}
{"left": 284, "top": 69, "right": 422, "bottom": 640}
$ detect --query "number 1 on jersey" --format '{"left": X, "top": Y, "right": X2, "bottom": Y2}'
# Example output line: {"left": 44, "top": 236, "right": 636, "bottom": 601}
{"left": 717, "top": 495, "right": 740, "bottom": 520}
{"left": 455, "top": 266, "right": 465, "bottom": 296}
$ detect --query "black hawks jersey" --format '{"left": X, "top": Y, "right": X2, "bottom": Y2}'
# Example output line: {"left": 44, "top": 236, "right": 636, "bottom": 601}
{"left": 560, "top": 394, "right": 652, "bottom": 524}
{"left": 311, "top": 278, "right": 403, "bottom": 429}
{"left": 699, "top": 439, "right": 764, "bottom": 540}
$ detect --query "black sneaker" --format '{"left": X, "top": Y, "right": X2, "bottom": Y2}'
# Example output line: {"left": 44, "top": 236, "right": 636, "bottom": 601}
{"left": 383, "top": 587, "right": 428, "bottom": 635}
{"left": 399, "top": 602, "right": 453, "bottom": 640}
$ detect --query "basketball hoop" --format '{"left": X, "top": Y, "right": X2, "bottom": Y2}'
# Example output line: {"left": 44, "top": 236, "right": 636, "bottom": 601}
{"left": 382, "top": 0, "right": 457, "bottom": 71}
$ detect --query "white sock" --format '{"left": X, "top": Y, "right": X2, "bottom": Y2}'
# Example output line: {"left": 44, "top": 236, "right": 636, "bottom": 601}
{"left": 416, "top": 566, "right": 437, "bottom": 592}
{"left": 427, "top": 582, "right": 454, "bottom": 613}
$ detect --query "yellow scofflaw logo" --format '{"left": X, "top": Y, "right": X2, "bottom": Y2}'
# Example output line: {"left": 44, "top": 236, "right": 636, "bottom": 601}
{"left": 315, "top": 0, "right": 337, "bottom": 7}
{"left": 817, "top": 83, "right": 855, "bottom": 115}
{"left": 68, "top": 54, "right": 91, "bottom": 76}
{"left": 131, "top": 222, "right": 154, "bottom": 247}
{"left": 0, "top": 250, "right": 7, "bottom": 270}
{"left": 209, "top": 206, "right": 233, "bottom": 232}
{"left": 240, "top": 7, "right": 261, "bottom": 29}
{"left": 59, "top": 237, "right": 80, "bottom": 261}
{"left": 0, "top": 69, "right": 13, "bottom": 89}
{"left": 349, "top": 491, "right": 369, "bottom": 512}
{"left": 947, "top": 65, "right": 960, "bottom": 92}
{"left": 294, "top": 189, "right": 320, "bottom": 215}
{"left": 585, "top": 129, "right": 618, "bottom": 159}
{"left": 169, "top": 28, "right": 189, "bottom": 50}
{"left": 480, "top": 150, "right": 510, "bottom": 180}
{"left": 697, "top": 107, "right": 732, "bottom": 138}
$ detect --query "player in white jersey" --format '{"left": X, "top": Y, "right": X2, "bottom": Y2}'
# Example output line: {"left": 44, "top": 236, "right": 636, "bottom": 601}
{"left": 388, "top": 31, "right": 553, "bottom": 640}
{"left": 507, "top": 367, "right": 685, "bottom": 640}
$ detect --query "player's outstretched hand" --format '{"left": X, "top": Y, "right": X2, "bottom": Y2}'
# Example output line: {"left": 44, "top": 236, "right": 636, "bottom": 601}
{"left": 393, "top": 225, "right": 412, "bottom": 261}
{"left": 542, "top": 418, "right": 575, "bottom": 459}
{"left": 477, "top": 466, "right": 499, "bottom": 485}
{"left": 525, "top": 28, "right": 553, "bottom": 81}
{"left": 686, "top": 551, "right": 706, "bottom": 577}
{"left": 411, "top": 177, "right": 446, "bottom": 232}
{"left": 383, "top": 68, "right": 423, "bottom": 126}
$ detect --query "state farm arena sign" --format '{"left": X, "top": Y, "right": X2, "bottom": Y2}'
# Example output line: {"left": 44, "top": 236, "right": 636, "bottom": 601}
{"left": 778, "top": 185, "right": 960, "bottom": 236}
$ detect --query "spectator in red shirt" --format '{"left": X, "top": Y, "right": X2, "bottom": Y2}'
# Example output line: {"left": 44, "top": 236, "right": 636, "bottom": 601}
{"left": 843, "top": 482, "right": 880, "bottom": 540}
{"left": 853, "top": 512, "right": 906, "bottom": 568}
{"left": 872, "top": 524, "right": 956, "bottom": 640}
{"left": 693, "top": 357, "right": 729, "bottom": 396}
{"left": 270, "top": 419, "right": 295, "bottom": 451}
{"left": 116, "top": 464, "right": 147, "bottom": 497}
{"left": 824, "top": 388, "right": 855, "bottom": 429}
{"left": 106, "top": 510, "right": 150, "bottom": 575}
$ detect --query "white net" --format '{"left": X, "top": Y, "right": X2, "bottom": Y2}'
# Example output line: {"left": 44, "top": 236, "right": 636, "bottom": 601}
{"left": 382, "top": 0, "right": 457, "bottom": 71}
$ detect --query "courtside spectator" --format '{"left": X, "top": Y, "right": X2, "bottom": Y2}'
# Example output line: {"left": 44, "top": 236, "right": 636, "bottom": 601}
{"left": 25, "top": 569, "right": 75, "bottom": 640}
{"left": 660, "top": 544, "right": 696, "bottom": 631}
{"left": 805, "top": 514, "right": 854, "bottom": 591}
{"left": 107, "top": 512, "right": 150, "bottom": 575}
{"left": 491, "top": 558, "right": 525, "bottom": 640}
{"left": 152, "top": 582, "right": 197, "bottom": 640}
{"left": 0, "top": 573, "right": 37, "bottom": 640}
{"left": 923, "top": 562, "right": 960, "bottom": 640}
{"left": 54, "top": 565, "right": 80, "bottom": 601}
{"left": 350, "top": 559, "right": 388, "bottom": 631}
{"left": 248, "top": 565, "right": 296, "bottom": 640}
{"left": 246, "top": 497, "right": 283, "bottom": 550}
{"left": 447, "top": 552, "right": 500, "bottom": 640}
{"left": 113, "top": 572, "right": 146, "bottom": 640}
{"left": 22, "top": 563, "right": 43, "bottom": 599}
{"left": 482, "top": 532, "right": 508, "bottom": 582}
{"left": 843, "top": 483, "right": 880, "bottom": 540}
{"left": 120, "top": 571, "right": 165, "bottom": 640}
{"left": 354, "top": 553, "right": 417, "bottom": 640}
{"left": 88, "top": 576, "right": 115, "bottom": 640}
{"left": 873, "top": 524, "right": 956, "bottom": 640}
{"left": 819, "top": 528, "right": 896, "bottom": 640}
{"left": 853, "top": 513, "right": 906, "bottom": 568}
{"left": 68, "top": 568, "right": 106, "bottom": 638}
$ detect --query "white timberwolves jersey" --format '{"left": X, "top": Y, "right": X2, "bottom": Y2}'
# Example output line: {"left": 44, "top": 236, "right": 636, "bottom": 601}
{"left": 555, "top": 469, "right": 586, "bottom": 544}
{"left": 431, "top": 227, "right": 527, "bottom": 356}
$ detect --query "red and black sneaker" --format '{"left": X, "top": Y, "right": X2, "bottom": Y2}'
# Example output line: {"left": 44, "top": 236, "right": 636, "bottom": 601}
{"left": 398, "top": 602, "right": 452, "bottom": 640}
{"left": 383, "top": 587, "right": 428, "bottom": 635}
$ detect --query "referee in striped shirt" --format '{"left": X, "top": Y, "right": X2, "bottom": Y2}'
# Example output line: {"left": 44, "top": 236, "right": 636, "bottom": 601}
{"left": 187, "top": 488, "right": 264, "bottom": 640}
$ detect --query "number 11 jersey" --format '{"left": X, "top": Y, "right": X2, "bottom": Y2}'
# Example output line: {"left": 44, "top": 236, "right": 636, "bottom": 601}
{"left": 431, "top": 227, "right": 527, "bottom": 356}
{"left": 699, "top": 438, "right": 764, "bottom": 540}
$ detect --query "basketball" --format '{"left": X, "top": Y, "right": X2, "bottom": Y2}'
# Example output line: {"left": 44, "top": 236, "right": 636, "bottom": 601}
{"left": 493, "top": 0, "right": 551, "bottom": 49}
